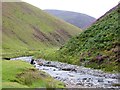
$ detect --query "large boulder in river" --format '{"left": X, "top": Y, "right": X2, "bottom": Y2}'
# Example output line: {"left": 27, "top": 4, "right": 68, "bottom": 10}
{"left": 62, "top": 67, "right": 77, "bottom": 72}
{"left": 37, "top": 61, "right": 43, "bottom": 66}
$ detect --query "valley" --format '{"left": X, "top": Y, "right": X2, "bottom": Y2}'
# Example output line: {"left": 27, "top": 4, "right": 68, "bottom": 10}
{"left": 2, "top": 1, "right": 120, "bottom": 89}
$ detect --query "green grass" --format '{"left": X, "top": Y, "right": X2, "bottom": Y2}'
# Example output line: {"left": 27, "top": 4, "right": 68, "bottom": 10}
{"left": 33, "top": 47, "right": 59, "bottom": 61}
{"left": 0, "top": 57, "right": 2, "bottom": 90}
{"left": 2, "top": 60, "right": 65, "bottom": 88}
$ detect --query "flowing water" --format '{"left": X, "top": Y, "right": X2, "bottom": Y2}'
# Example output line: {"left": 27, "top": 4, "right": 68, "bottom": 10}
{"left": 11, "top": 56, "right": 119, "bottom": 88}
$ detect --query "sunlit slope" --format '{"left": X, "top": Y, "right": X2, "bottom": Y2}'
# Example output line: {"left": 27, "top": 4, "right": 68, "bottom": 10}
{"left": 2, "top": 2, "right": 82, "bottom": 53}
{"left": 58, "top": 4, "right": 119, "bottom": 72}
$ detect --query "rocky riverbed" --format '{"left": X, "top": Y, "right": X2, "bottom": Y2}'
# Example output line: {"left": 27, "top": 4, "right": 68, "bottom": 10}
{"left": 11, "top": 56, "right": 120, "bottom": 88}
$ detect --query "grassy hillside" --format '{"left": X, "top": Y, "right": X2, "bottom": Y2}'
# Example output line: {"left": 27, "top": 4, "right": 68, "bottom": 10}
{"left": 45, "top": 9, "right": 96, "bottom": 29}
{"left": 2, "top": 2, "right": 82, "bottom": 58}
{"left": 55, "top": 4, "right": 120, "bottom": 72}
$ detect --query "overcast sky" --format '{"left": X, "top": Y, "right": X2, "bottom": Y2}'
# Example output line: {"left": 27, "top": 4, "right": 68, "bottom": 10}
{"left": 22, "top": 0, "right": 119, "bottom": 18}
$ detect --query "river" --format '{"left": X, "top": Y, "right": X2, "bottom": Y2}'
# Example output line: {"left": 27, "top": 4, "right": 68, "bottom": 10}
{"left": 10, "top": 56, "right": 119, "bottom": 88}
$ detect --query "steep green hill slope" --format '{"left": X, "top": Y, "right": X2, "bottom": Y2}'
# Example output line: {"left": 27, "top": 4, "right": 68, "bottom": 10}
{"left": 45, "top": 9, "right": 96, "bottom": 29}
{"left": 57, "top": 4, "right": 120, "bottom": 72}
{"left": 2, "top": 2, "right": 82, "bottom": 57}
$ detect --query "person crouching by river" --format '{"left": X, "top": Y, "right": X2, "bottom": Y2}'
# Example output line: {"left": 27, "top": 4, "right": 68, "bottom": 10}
{"left": 30, "top": 59, "right": 35, "bottom": 65}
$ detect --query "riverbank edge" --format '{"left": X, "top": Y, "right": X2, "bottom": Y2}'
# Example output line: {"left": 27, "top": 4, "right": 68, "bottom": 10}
{"left": 2, "top": 60, "right": 65, "bottom": 88}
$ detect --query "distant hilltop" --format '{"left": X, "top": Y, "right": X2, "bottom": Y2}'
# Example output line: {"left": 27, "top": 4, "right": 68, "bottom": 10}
{"left": 45, "top": 9, "right": 96, "bottom": 29}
